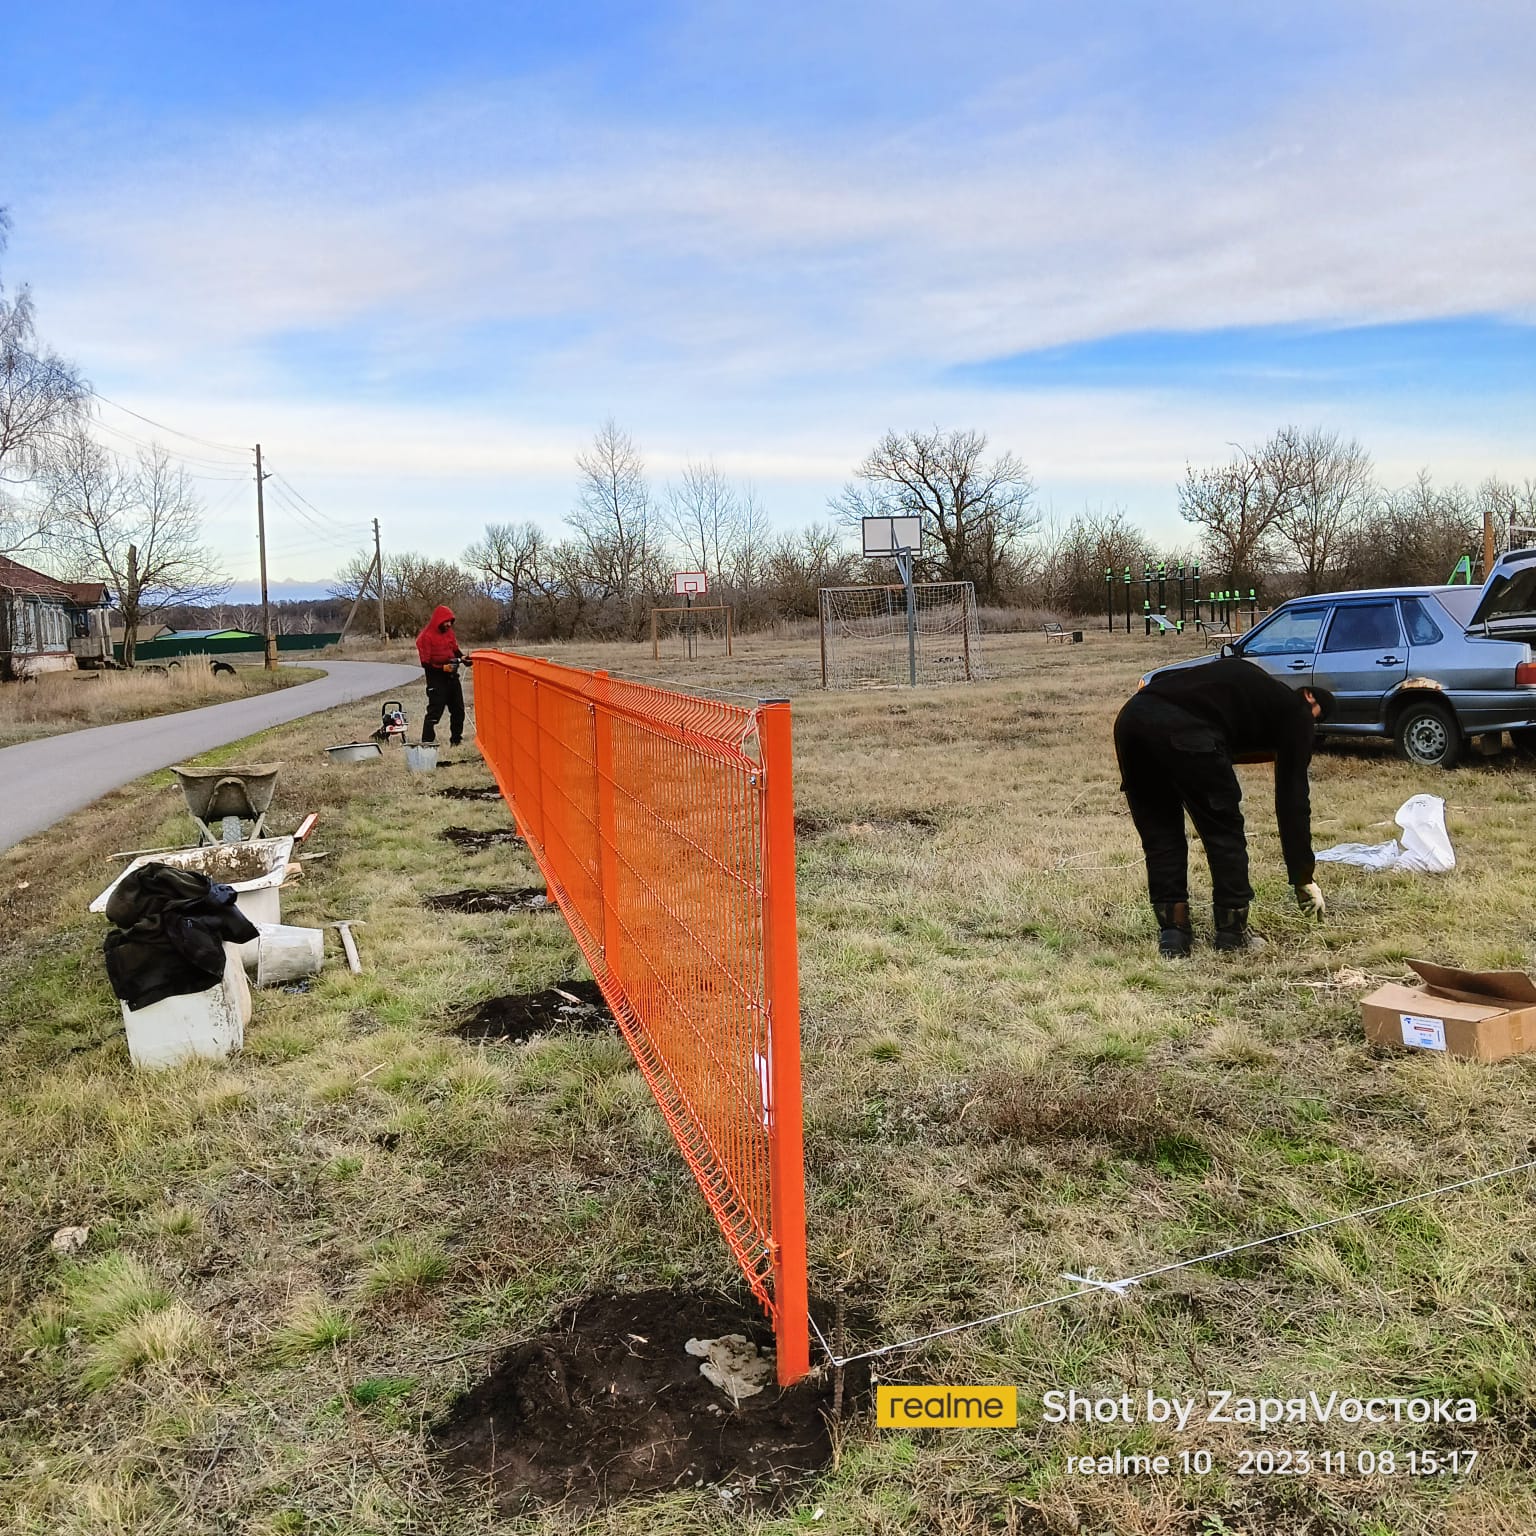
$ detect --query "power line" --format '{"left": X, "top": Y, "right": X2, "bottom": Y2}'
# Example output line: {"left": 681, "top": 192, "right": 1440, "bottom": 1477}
{"left": 85, "top": 385, "right": 249, "bottom": 457}
{"left": 88, "top": 415, "right": 251, "bottom": 477}
{"left": 264, "top": 466, "right": 370, "bottom": 536}
{"left": 264, "top": 482, "right": 369, "bottom": 548}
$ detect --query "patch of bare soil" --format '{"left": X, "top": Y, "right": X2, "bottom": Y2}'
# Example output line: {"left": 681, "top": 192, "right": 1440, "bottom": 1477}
{"left": 431, "top": 1289, "right": 837, "bottom": 1513}
{"left": 426, "top": 886, "right": 552, "bottom": 914}
{"left": 436, "top": 785, "right": 502, "bottom": 802}
{"left": 456, "top": 980, "right": 614, "bottom": 1042}
{"left": 440, "top": 825, "right": 524, "bottom": 853}
{"left": 795, "top": 809, "right": 941, "bottom": 838}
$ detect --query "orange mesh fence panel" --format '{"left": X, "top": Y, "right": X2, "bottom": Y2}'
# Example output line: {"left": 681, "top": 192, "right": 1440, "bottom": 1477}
{"left": 470, "top": 651, "right": 810, "bottom": 1383}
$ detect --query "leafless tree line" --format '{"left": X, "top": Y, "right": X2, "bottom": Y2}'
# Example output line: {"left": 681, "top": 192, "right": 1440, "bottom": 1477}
{"left": 2, "top": 209, "right": 228, "bottom": 670}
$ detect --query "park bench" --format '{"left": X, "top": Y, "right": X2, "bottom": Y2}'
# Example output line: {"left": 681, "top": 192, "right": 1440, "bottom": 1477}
{"left": 1196, "top": 618, "right": 1236, "bottom": 650}
{"left": 1042, "top": 622, "right": 1071, "bottom": 645}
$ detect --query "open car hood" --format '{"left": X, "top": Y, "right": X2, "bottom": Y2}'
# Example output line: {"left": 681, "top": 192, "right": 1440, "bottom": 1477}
{"left": 1469, "top": 548, "right": 1536, "bottom": 629}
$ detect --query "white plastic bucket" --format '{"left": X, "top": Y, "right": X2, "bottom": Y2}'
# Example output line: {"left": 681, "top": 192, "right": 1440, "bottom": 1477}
{"left": 251, "top": 924, "right": 325, "bottom": 986}
{"left": 406, "top": 744, "right": 439, "bottom": 773}
{"left": 121, "top": 943, "right": 251, "bottom": 1070}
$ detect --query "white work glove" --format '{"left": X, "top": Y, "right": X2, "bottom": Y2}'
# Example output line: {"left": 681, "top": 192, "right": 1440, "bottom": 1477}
{"left": 1294, "top": 881, "right": 1326, "bottom": 919}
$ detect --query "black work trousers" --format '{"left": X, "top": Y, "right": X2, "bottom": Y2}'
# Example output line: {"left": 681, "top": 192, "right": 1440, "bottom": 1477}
{"left": 422, "top": 666, "right": 464, "bottom": 745}
{"left": 1113, "top": 692, "right": 1253, "bottom": 910}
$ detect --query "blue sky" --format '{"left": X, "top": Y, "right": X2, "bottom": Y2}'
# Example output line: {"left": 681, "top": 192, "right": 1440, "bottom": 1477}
{"left": 5, "top": 0, "right": 1534, "bottom": 585}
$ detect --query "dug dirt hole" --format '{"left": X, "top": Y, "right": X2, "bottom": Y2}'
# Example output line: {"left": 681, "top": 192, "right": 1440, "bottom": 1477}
{"left": 456, "top": 979, "right": 615, "bottom": 1042}
{"left": 431, "top": 1289, "right": 839, "bottom": 1512}
{"left": 440, "top": 825, "right": 524, "bottom": 852}
{"left": 436, "top": 785, "right": 502, "bottom": 802}
{"left": 425, "top": 886, "right": 552, "bottom": 915}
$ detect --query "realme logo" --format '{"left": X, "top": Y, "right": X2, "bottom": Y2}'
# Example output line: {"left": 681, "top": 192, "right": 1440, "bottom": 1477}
{"left": 875, "top": 1386, "right": 1018, "bottom": 1428}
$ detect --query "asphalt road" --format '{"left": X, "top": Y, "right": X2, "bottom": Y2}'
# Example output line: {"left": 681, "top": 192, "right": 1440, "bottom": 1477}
{"left": 0, "top": 660, "right": 421, "bottom": 853}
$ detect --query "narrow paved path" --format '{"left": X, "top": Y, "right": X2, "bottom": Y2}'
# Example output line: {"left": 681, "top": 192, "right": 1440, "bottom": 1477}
{"left": 0, "top": 660, "right": 420, "bottom": 852}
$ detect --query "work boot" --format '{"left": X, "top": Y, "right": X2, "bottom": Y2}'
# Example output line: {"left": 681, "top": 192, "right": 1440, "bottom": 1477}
{"left": 1213, "top": 905, "right": 1266, "bottom": 952}
{"left": 1153, "top": 901, "right": 1193, "bottom": 958}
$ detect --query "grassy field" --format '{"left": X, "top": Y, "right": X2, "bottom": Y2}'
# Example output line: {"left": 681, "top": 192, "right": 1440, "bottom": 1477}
{"left": 0, "top": 658, "right": 326, "bottom": 748}
{"left": 3, "top": 628, "right": 1535, "bottom": 1535}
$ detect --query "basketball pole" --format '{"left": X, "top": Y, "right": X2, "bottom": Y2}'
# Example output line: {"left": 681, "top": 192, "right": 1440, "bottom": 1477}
{"left": 895, "top": 546, "right": 917, "bottom": 687}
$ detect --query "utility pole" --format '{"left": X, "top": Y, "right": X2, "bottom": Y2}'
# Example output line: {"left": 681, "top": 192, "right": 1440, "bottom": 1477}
{"left": 373, "top": 518, "right": 386, "bottom": 640}
{"left": 1483, "top": 504, "right": 1497, "bottom": 580}
{"left": 255, "top": 444, "right": 277, "bottom": 670}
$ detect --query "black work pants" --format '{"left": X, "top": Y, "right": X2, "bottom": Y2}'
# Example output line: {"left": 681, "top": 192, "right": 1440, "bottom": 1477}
{"left": 1113, "top": 693, "right": 1253, "bottom": 910}
{"left": 422, "top": 666, "right": 464, "bottom": 744}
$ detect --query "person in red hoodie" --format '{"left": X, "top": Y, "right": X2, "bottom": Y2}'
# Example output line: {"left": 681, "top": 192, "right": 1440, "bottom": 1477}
{"left": 415, "top": 605, "right": 466, "bottom": 746}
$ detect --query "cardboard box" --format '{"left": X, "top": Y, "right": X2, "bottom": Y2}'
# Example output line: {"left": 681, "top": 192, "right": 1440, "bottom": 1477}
{"left": 1361, "top": 961, "right": 1536, "bottom": 1061}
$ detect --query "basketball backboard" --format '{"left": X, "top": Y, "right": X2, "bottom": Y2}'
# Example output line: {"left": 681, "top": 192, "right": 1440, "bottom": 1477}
{"left": 673, "top": 571, "right": 708, "bottom": 596}
{"left": 862, "top": 515, "right": 922, "bottom": 557}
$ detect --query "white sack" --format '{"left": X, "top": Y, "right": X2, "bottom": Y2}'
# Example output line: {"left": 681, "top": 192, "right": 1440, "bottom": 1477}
{"left": 1315, "top": 794, "right": 1455, "bottom": 874}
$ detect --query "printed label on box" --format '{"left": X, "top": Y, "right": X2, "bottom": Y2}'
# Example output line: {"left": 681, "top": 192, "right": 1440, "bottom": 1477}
{"left": 1400, "top": 1013, "right": 1447, "bottom": 1051}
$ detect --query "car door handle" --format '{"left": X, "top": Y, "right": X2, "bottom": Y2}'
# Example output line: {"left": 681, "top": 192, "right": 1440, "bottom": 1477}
{"left": 1287, "top": 660, "right": 1310, "bottom": 670}
{"left": 1376, "top": 655, "right": 1403, "bottom": 665}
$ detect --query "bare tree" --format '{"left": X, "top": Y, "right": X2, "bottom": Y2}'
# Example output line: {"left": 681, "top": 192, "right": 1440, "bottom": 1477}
{"left": 568, "top": 420, "right": 664, "bottom": 636}
{"left": 1, "top": 208, "right": 88, "bottom": 554}
{"left": 764, "top": 521, "right": 856, "bottom": 616}
{"left": 1476, "top": 476, "right": 1536, "bottom": 564}
{"left": 1273, "top": 428, "right": 1376, "bottom": 593}
{"left": 463, "top": 520, "right": 545, "bottom": 637}
{"left": 1043, "top": 504, "right": 1160, "bottom": 616}
{"left": 664, "top": 460, "right": 740, "bottom": 585}
{"left": 1178, "top": 427, "right": 1319, "bottom": 589}
{"left": 1335, "top": 470, "right": 1477, "bottom": 588}
{"left": 830, "top": 427, "right": 1035, "bottom": 602}
{"left": 48, "top": 433, "right": 228, "bottom": 666}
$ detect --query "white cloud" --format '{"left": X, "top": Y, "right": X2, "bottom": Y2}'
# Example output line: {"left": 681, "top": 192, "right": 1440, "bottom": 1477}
{"left": 11, "top": 4, "right": 1536, "bottom": 580}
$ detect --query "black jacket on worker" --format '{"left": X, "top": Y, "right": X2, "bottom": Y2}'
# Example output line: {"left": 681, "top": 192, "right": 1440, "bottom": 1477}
{"left": 1113, "top": 658, "right": 1318, "bottom": 911}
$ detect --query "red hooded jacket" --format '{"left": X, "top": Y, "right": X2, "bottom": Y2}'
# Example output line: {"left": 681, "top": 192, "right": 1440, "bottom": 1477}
{"left": 415, "top": 606, "right": 462, "bottom": 668}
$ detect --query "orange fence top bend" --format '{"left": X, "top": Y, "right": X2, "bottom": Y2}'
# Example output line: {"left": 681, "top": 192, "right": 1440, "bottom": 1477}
{"left": 471, "top": 652, "right": 809, "bottom": 1384}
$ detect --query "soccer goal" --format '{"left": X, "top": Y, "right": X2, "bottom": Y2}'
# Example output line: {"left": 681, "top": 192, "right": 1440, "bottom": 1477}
{"left": 818, "top": 581, "right": 981, "bottom": 688}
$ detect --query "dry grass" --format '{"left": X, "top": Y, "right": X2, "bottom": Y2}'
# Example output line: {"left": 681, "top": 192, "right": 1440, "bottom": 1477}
{"left": 2, "top": 627, "right": 1535, "bottom": 1533}
{"left": 0, "top": 655, "right": 322, "bottom": 747}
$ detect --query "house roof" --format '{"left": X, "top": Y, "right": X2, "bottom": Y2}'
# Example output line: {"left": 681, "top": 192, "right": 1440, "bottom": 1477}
{"left": 0, "top": 557, "right": 113, "bottom": 606}
{"left": 162, "top": 628, "right": 262, "bottom": 640}
{"left": 60, "top": 581, "right": 112, "bottom": 605}
{"left": 0, "top": 555, "right": 70, "bottom": 600}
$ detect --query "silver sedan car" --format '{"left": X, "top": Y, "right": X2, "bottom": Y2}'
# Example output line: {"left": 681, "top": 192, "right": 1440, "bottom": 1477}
{"left": 1145, "top": 548, "right": 1536, "bottom": 767}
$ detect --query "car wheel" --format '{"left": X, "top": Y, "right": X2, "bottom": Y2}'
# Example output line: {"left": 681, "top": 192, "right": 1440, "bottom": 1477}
{"left": 1393, "top": 700, "right": 1462, "bottom": 769}
{"left": 1511, "top": 727, "right": 1536, "bottom": 758}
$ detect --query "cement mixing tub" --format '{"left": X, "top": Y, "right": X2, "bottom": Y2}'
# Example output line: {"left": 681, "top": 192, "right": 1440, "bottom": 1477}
{"left": 325, "top": 742, "right": 382, "bottom": 765}
{"left": 91, "top": 836, "right": 296, "bottom": 935}
{"left": 170, "top": 762, "right": 282, "bottom": 844}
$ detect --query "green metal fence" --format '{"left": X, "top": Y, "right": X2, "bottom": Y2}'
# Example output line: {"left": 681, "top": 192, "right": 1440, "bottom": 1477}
{"left": 117, "top": 632, "right": 342, "bottom": 663}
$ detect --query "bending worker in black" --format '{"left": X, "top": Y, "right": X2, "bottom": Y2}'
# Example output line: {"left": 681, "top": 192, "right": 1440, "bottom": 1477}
{"left": 1113, "top": 658, "right": 1333, "bottom": 955}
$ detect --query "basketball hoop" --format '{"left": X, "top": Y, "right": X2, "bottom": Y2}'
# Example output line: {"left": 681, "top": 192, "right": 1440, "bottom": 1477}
{"left": 861, "top": 516, "right": 922, "bottom": 558}
{"left": 674, "top": 571, "right": 708, "bottom": 597}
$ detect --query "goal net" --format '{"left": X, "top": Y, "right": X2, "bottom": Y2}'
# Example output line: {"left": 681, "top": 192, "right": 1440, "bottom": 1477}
{"left": 650, "top": 604, "right": 733, "bottom": 660}
{"left": 818, "top": 581, "right": 981, "bottom": 688}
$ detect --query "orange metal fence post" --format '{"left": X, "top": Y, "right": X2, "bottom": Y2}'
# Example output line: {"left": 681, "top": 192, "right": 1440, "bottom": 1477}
{"left": 590, "top": 671, "right": 624, "bottom": 975}
{"left": 757, "top": 698, "right": 810, "bottom": 1384}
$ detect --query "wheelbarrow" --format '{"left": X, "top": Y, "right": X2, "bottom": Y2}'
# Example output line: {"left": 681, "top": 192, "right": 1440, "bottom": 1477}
{"left": 170, "top": 762, "right": 283, "bottom": 844}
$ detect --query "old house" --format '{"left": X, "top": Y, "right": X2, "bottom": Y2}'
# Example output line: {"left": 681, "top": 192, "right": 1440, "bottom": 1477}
{"left": 0, "top": 555, "right": 115, "bottom": 679}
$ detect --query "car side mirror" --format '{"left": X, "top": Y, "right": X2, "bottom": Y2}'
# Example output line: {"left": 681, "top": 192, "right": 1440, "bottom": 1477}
{"left": 1219, "top": 642, "right": 1237, "bottom": 659}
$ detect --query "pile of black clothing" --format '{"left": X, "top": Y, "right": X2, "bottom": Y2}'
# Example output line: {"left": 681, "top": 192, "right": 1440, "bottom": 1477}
{"left": 103, "top": 862, "right": 260, "bottom": 1012}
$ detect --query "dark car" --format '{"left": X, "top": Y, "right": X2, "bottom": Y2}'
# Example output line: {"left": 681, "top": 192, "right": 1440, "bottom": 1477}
{"left": 1143, "top": 548, "right": 1536, "bottom": 768}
